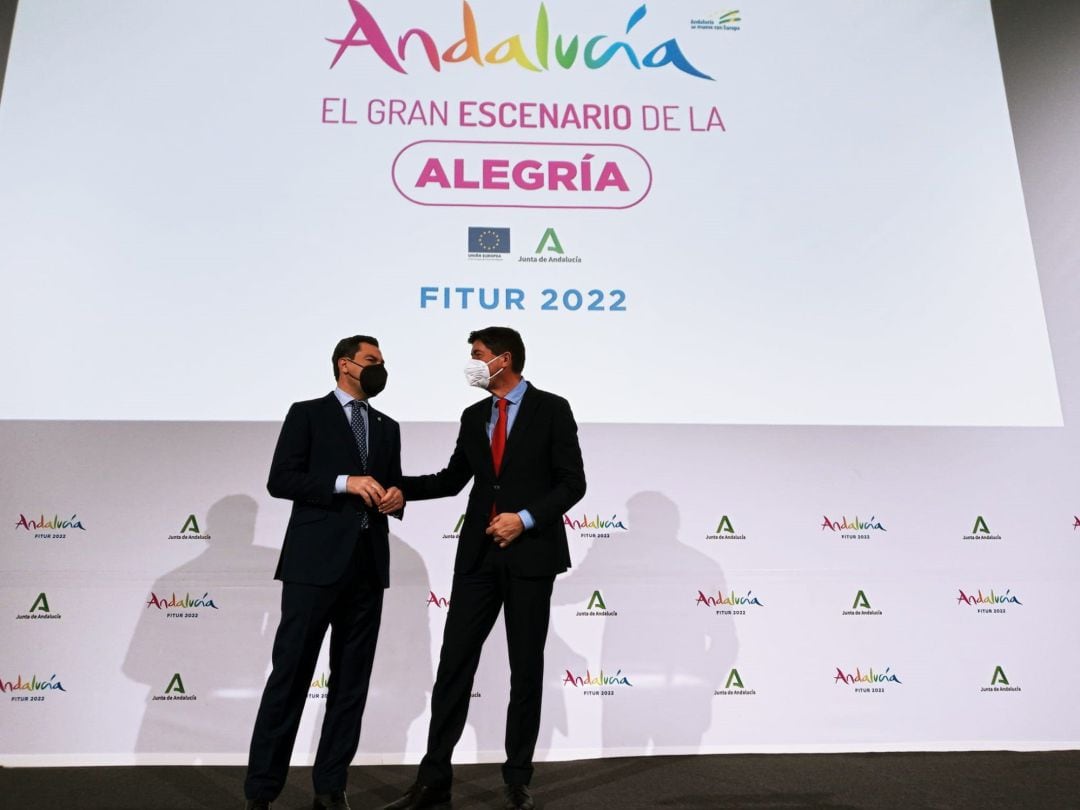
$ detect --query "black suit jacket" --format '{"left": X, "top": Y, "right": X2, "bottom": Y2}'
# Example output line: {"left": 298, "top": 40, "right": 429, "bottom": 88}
{"left": 402, "top": 382, "right": 586, "bottom": 577}
{"left": 267, "top": 392, "right": 403, "bottom": 587}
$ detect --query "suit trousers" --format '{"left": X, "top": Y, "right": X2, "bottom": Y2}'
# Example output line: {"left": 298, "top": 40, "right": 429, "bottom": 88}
{"left": 245, "top": 533, "right": 384, "bottom": 800}
{"left": 418, "top": 546, "right": 555, "bottom": 788}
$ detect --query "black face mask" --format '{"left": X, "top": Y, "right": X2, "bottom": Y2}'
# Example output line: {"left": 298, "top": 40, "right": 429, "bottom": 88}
{"left": 346, "top": 359, "right": 388, "bottom": 398}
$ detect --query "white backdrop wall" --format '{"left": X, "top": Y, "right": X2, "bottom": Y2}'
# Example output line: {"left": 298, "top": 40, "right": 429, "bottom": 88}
{"left": 3, "top": 0, "right": 1080, "bottom": 766}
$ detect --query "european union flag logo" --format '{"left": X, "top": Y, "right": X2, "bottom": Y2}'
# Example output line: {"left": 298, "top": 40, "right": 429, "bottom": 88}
{"left": 468, "top": 227, "right": 511, "bottom": 253}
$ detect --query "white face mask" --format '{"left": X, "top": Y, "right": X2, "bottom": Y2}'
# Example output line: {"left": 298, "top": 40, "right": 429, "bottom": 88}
{"left": 464, "top": 354, "right": 506, "bottom": 389}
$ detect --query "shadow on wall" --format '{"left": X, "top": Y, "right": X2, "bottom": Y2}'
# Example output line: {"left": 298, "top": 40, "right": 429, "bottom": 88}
{"left": 553, "top": 491, "right": 737, "bottom": 754}
{"left": 122, "top": 494, "right": 280, "bottom": 757}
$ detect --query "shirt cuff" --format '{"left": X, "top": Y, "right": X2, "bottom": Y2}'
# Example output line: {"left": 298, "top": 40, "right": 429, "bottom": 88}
{"left": 334, "top": 475, "right": 349, "bottom": 494}
{"left": 518, "top": 509, "right": 535, "bottom": 531}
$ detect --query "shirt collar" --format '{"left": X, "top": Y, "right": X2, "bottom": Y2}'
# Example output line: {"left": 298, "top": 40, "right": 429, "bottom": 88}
{"left": 334, "top": 387, "right": 360, "bottom": 407}
{"left": 496, "top": 378, "right": 528, "bottom": 406}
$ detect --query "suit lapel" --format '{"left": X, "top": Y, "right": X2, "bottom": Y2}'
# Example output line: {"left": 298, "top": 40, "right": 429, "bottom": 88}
{"left": 367, "top": 404, "right": 387, "bottom": 470}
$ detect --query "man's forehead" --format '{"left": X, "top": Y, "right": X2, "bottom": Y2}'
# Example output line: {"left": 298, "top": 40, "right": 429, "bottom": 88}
{"left": 356, "top": 342, "right": 382, "bottom": 358}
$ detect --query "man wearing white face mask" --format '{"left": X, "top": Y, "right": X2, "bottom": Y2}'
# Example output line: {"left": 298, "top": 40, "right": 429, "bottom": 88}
{"left": 381, "top": 326, "right": 586, "bottom": 810}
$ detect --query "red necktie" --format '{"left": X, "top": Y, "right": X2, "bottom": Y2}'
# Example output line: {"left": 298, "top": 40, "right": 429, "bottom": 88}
{"left": 491, "top": 398, "right": 508, "bottom": 475}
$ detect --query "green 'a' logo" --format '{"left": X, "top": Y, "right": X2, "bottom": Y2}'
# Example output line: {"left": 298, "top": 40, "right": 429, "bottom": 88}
{"left": 852, "top": 590, "right": 871, "bottom": 610}
{"left": 535, "top": 228, "right": 565, "bottom": 255}
{"left": 180, "top": 514, "right": 201, "bottom": 534}
{"left": 165, "top": 673, "right": 186, "bottom": 694}
{"left": 587, "top": 590, "right": 607, "bottom": 610}
{"left": 991, "top": 666, "right": 1009, "bottom": 686}
{"left": 716, "top": 516, "right": 734, "bottom": 534}
{"left": 725, "top": 669, "right": 745, "bottom": 689}
{"left": 29, "top": 592, "right": 51, "bottom": 613}
{"left": 453, "top": 514, "right": 465, "bottom": 533}
{"left": 972, "top": 516, "right": 990, "bottom": 534}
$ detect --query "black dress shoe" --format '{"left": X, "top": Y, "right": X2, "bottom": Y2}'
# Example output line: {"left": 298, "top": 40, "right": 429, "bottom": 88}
{"left": 313, "top": 790, "right": 351, "bottom": 809}
{"left": 245, "top": 801, "right": 271, "bottom": 810}
{"left": 504, "top": 784, "right": 534, "bottom": 810}
{"left": 381, "top": 781, "right": 452, "bottom": 809}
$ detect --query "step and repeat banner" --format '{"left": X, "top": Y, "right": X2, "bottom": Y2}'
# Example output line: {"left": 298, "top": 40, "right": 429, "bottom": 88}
{"left": 2, "top": 0, "right": 1078, "bottom": 766}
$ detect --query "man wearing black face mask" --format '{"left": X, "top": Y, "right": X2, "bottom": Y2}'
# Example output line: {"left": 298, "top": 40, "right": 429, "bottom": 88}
{"left": 244, "top": 335, "right": 404, "bottom": 810}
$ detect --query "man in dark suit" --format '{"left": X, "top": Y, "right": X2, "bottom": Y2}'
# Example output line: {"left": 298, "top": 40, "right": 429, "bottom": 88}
{"left": 244, "top": 335, "right": 405, "bottom": 810}
{"left": 382, "top": 326, "right": 586, "bottom": 810}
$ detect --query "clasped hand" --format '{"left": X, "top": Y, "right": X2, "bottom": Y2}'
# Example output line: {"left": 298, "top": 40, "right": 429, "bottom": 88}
{"left": 346, "top": 476, "right": 404, "bottom": 514}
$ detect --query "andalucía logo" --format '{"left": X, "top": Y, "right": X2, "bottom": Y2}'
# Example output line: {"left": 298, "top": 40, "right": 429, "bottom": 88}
{"left": 842, "top": 590, "right": 882, "bottom": 617}
{"left": 443, "top": 514, "right": 466, "bottom": 540}
{"left": 328, "top": 2, "right": 715, "bottom": 80}
{"left": 956, "top": 588, "right": 1022, "bottom": 614}
{"left": 577, "top": 590, "right": 617, "bottom": 617}
{"left": 696, "top": 589, "right": 764, "bottom": 616}
{"left": 715, "top": 667, "right": 755, "bottom": 697}
{"left": 518, "top": 227, "right": 582, "bottom": 265}
{"left": 168, "top": 514, "right": 211, "bottom": 541}
{"left": 821, "top": 515, "right": 886, "bottom": 539}
{"left": 981, "top": 665, "right": 1021, "bottom": 694}
{"left": 563, "top": 511, "right": 627, "bottom": 540}
{"left": 145, "top": 591, "right": 220, "bottom": 619}
{"left": 14, "top": 513, "right": 85, "bottom": 540}
{"left": 427, "top": 591, "right": 451, "bottom": 609}
{"left": 563, "top": 668, "right": 633, "bottom": 696}
{"left": 0, "top": 674, "right": 66, "bottom": 701}
{"left": 962, "top": 516, "right": 1001, "bottom": 541}
{"left": 309, "top": 672, "right": 330, "bottom": 700}
{"left": 834, "top": 666, "right": 902, "bottom": 693}
{"left": 152, "top": 672, "right": 196, "bottom": 702}
{"left": 15, "top": 592, "right": 61, "bottom": 621}
{"left": 705, "top": 515, "right": 746, "bottom": 541}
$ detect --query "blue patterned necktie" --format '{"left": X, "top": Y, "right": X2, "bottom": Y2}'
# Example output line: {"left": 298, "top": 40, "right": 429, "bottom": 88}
{"left": 350, "top": 400, "right": 368, "bottom": 471}
{"left": 351, "top": 400, "right": 369, "bottom": 528}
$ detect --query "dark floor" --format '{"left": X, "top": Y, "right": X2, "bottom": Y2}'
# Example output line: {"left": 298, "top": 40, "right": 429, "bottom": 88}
{"left": 2, "top": 751, "right": 1079, "bottom": 810}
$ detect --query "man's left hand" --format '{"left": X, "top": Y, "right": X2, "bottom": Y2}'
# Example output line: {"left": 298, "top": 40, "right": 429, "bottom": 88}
{"left": 487, "top": 513, "right": 524, "bottom": 547}
{"left": 378, "top": 486, "right": 405, "bottom": 514}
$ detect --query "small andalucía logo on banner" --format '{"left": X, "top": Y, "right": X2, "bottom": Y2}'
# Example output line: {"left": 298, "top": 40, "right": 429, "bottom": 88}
{"left": 695, "top": 589, "right": 764, "bottom": 616}
{"left": 0, "top": 673, "right": 67, "bottom": 701}
{"left": 715, "top": 667, "right": 756, "bottom": 697}
{"left": 833, "top": 666, "right": 902, "bottom": 694}
{"left": 821, "top": 514, "right": 887, "bottom": 540}
{"left": 309, "top": 672, "right": 330, "bottom": 700}
{"left": 443, "top": 514, "right": 465, "bottom": 540}
{"left": 153, "top": 672, "right": 196, "bottom": 702}
{"left": 14, "top": 512, "right": 86, "bottom": 540}
{"left": 577, "top": 590, "right": 617, "bottom": 617}
{"left": 705, "top": 515, "right": 747, "bottom": 541}
{"left": 563, "top": 667, "right": 633, "bottom": 697}
{"left": 563, "top": 511, "right": 628, "bottom": 540}
{"left": 981, "top": 665, "right": 1021, "bottom": 694}
{"left": 842, "top": 590, "right": 882, "bottom": 617}
{"left": 427, "top": 591, "right": 451, "bottom": 609}
{"left": 516, "top": 227, "right": 582, "bottom": 265}
{"left": 145, "top": 591, "right": 220, "bottom": 619}
{"left": 956, "top": 588, "right": 1022, "bottom": 614}
{"left": 15, "top": 592, "right": 61, "bottom": 621}
{"left": 962, "top": 515, "right": 1002, "bottom": 542}
{"left": 690, "top": 10, "right": 742, "bottom": 32}
{"left": 168, "top": 514, "right": 211, "bottom": 541}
